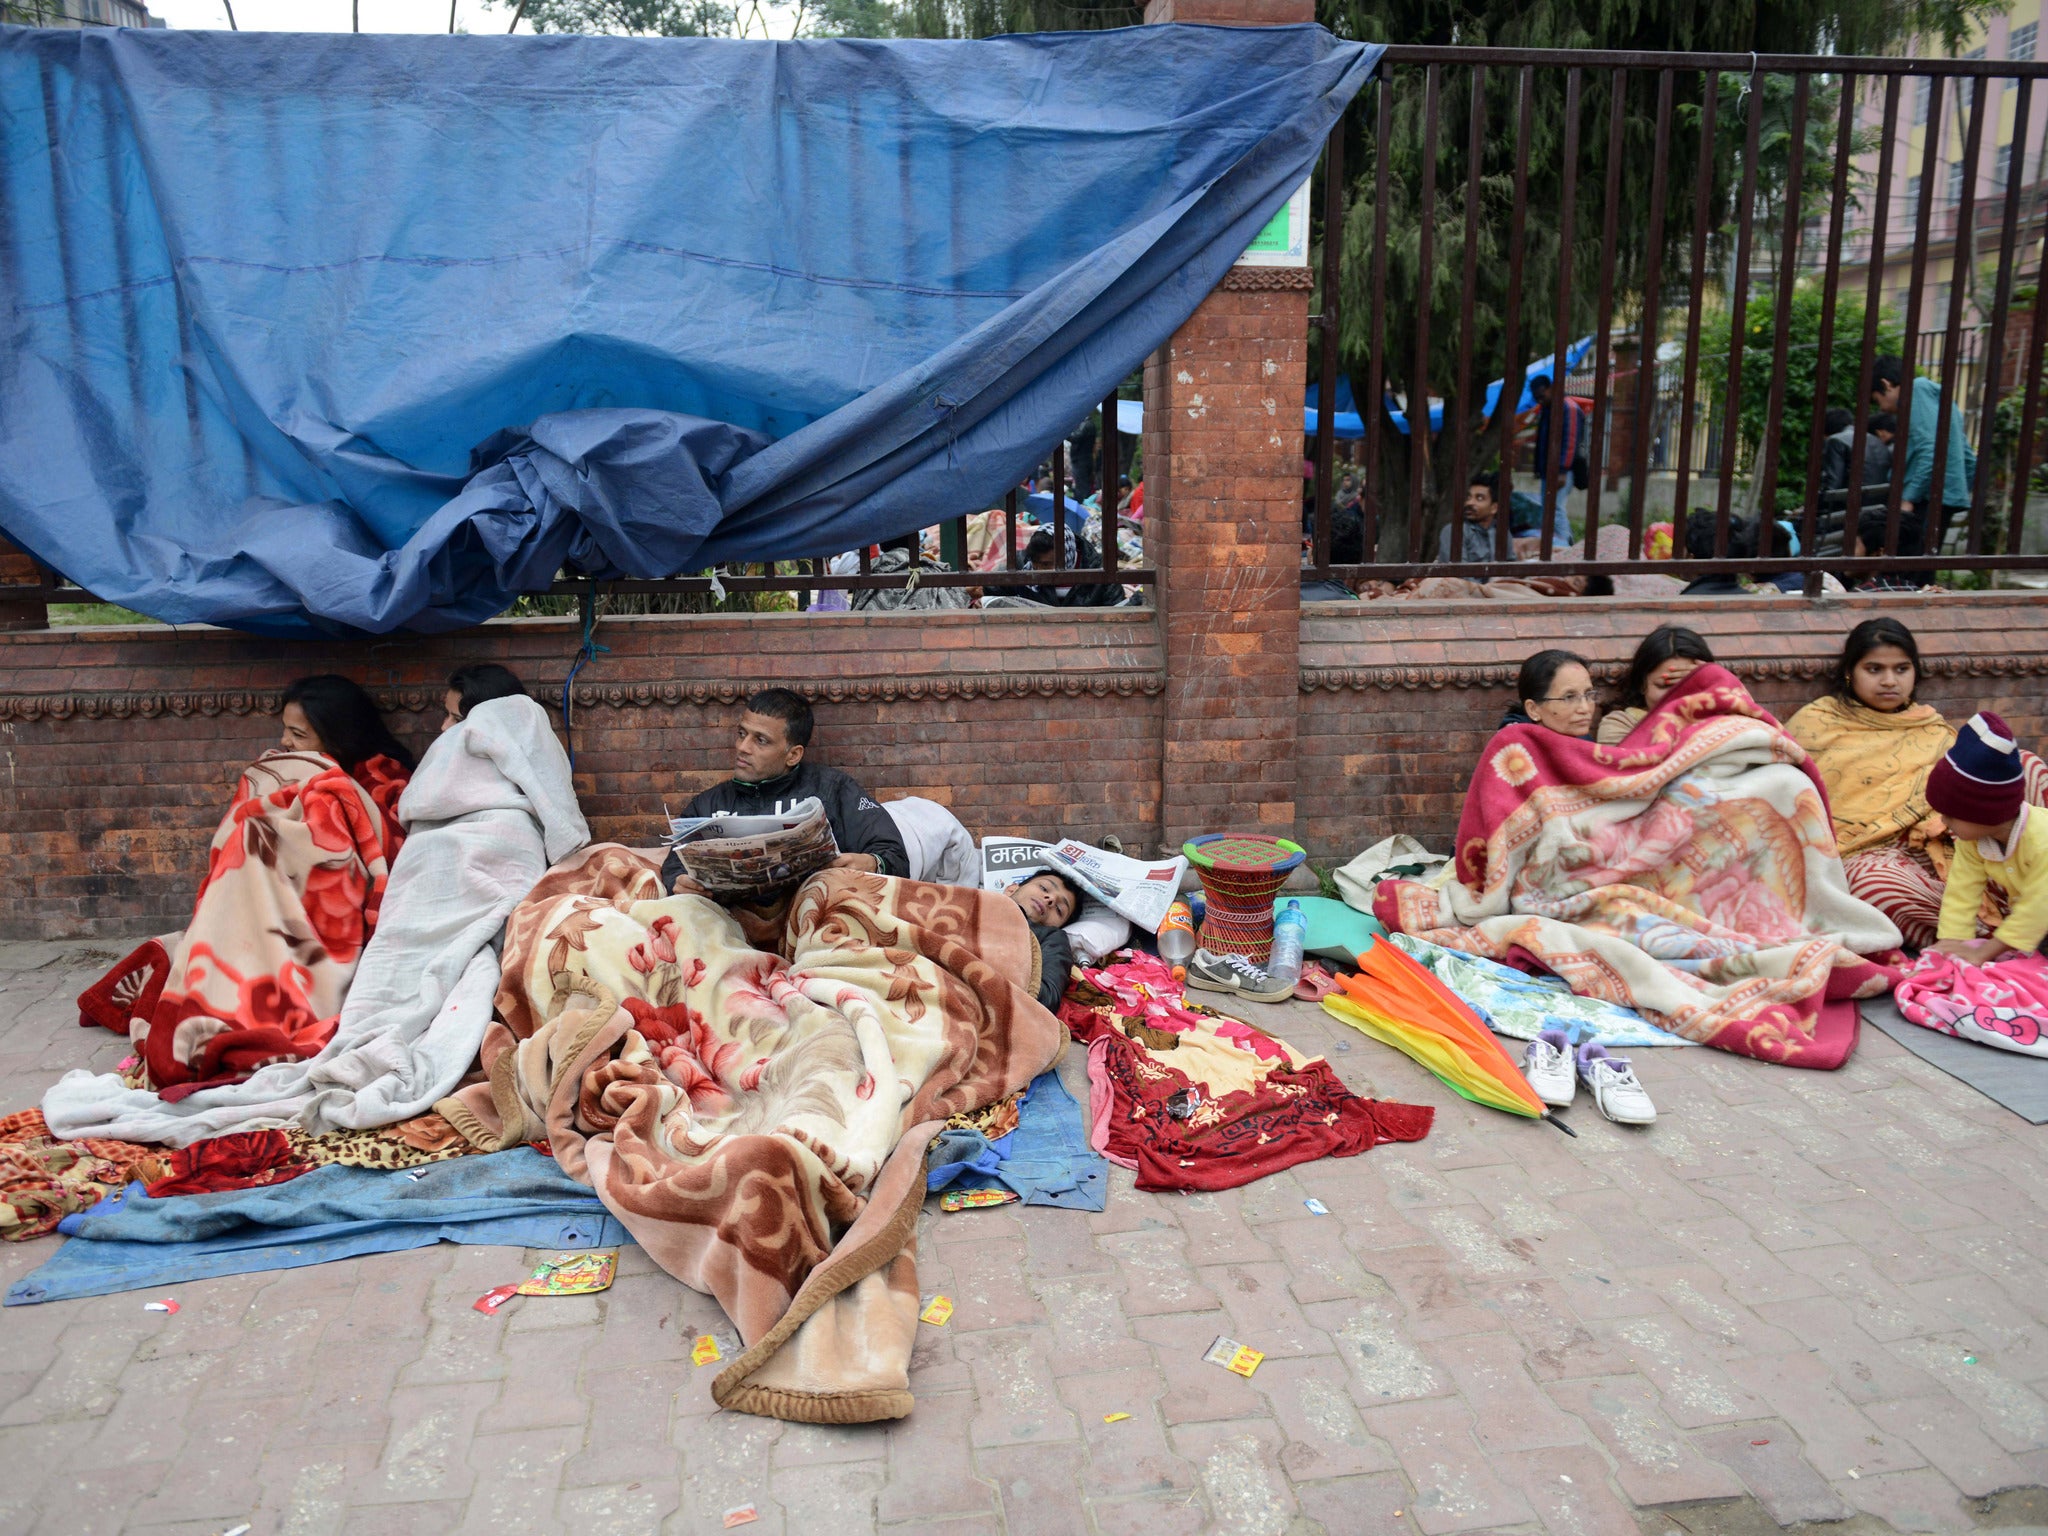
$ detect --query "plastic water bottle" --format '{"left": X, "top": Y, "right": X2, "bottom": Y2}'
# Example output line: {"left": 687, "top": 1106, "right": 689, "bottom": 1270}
{"left": 1158, "top": 901, "right": 1197, "bottom": 968}
{"left": 1267, "top": 900, "right": 1307, "bottom": 989}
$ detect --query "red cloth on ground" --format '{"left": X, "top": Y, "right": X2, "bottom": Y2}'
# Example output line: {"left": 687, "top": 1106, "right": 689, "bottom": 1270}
{"left": 143, "top": 1129, "right": 315, "bottom": 1197}
{"left": 1060, "top": 955, "right": 1430, "bottom": 1192}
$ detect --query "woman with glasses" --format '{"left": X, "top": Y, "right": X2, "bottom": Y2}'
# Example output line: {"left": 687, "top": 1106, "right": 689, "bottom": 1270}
{"left": 1502, "top": 650, "right": 1600, "bottom": 740}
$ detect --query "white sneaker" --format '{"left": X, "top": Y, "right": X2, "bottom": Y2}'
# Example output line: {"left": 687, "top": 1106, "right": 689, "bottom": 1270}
{"left": 1576, "top": 1043, "right": 1656, "bottom": 1125}
{"left": 1185, "top": 948, "right": 1293, "bottom": 1004}
{"left": 1522, "top": 1030, "right": 1576, "bottom": 1109}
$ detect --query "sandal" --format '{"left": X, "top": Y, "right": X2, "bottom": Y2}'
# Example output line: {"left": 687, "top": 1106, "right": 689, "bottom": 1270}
{"left": 1293, "top": 960, "right": 1339, "bottom": 1002}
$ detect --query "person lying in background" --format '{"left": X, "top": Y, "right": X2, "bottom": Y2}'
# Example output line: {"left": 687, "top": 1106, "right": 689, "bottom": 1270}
{"left": 1597, "top": 627, "right": 1716, "bottom": 744}
{"left": 440, "top": 662, "right": 530, "bottom": 732}
{"left": 661, "top": 688, "right": 908, "bottom": 897}
{"left": 1004, "top": 869, "right": 1085, "bottom": 1011}
{"left": 76, "top": 675, "right": 416, "bottom": 1091}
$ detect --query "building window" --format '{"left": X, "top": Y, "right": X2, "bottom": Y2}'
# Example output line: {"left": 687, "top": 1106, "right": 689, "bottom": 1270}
{"left": 1998, "top": 142, "right": 2014, "bottom": 188}
{"left": 1914, "top": 76, "right": 1933, "bottom": 125}
{"left": 1949, "top": 160, "right": 1968, "bottom": 205}
{"left": 1906, "top": 173, "right": 1923, "bottom": 212}
{"left": 2015, "top": 21, "right": 2039, "bottom": 60}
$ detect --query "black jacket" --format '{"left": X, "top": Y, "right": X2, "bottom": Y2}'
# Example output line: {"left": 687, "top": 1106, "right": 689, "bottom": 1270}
{"left": 660, "top": 761, "right": 909, "bottom": 893}
{"left": 1031, "top": 923, "right": 1074, "bottom": 1013}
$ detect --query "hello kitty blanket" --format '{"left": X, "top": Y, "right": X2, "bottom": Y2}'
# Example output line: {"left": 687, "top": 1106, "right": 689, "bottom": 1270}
{"left": 1896, "top": 951, "right": 2048, "bottom": 1056}
{"left": 1375, "top": 665, "right": 1899, "bottom": 1068}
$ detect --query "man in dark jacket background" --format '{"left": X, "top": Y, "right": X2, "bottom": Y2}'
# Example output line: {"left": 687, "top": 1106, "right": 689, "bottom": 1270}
{"left": 661, "top": 688, "right": 909, "bottom": 896}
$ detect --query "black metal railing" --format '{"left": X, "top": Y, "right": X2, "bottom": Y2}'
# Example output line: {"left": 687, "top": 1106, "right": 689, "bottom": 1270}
{"left": 1308, "top": 47, "right": 2048, "bottom": 591}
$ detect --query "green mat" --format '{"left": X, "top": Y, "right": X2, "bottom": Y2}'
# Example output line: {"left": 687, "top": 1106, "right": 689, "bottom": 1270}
{"left": 1273, "top": 896, "right": 1385, "bottom": 966}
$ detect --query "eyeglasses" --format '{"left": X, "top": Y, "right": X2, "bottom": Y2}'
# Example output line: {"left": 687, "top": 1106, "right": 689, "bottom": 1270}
{"left": 1538, "top": 690, "right": 1600, "bottom": 707}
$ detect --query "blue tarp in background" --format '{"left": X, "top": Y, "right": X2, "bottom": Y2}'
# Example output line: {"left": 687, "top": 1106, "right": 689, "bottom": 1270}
{"left": 0, "top": 25, "right": 1377, "bottom": 635}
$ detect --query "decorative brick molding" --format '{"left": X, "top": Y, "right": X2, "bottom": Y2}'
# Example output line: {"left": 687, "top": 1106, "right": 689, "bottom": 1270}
{"left": 1300, "top": 653, "right": 2048, "bottom": 693}
{"left": 0, "top": 669, "right": 1168, "bottom": 723}
{"left": 1219, "top": 266, "right": 1314, "bottom": 291}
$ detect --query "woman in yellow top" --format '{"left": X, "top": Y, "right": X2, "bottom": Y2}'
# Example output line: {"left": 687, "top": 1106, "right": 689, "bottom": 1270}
{"left": 1788, "top": 618, "right": 2044, "bottom": 949}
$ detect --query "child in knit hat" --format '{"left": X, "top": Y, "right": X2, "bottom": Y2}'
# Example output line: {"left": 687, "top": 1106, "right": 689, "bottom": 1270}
{"left": 1927, "top": 712, "right": 2048, "bottom": 964}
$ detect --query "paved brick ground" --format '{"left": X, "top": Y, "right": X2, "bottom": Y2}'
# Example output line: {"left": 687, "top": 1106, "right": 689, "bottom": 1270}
{"left": 5, "top": 938, "right": 2048, "bottom": 1535}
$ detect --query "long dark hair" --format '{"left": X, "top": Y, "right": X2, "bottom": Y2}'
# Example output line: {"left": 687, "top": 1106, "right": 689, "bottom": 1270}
{"left": 282, "top": 675, "right": 414, "bottom": 775}
{"left": 1831, "top": 617, "right": 1922, "bottom": 704}
{"left": 1612, "top": 626, "right": 1716, "bottom": 711}
{"left": 1516, "top": 649, "right": 1591, "bottom": 711}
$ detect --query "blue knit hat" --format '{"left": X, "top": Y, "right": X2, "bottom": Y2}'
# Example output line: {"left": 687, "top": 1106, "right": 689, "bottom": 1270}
{"left": 1926, "top": 711, "right": 2025, "bottom": 825}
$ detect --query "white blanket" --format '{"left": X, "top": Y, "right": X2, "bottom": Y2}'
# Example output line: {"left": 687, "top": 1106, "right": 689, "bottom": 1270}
{"left": 44, "top": 696, "right": 589, "bottom": 1146}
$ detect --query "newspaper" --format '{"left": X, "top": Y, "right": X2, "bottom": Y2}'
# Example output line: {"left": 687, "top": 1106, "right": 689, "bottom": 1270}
{"left": 664, "top": 798, "right": 839, "bottom": 901}
{"left": 980, "top": 836, "right": 1187, "bottom": 934}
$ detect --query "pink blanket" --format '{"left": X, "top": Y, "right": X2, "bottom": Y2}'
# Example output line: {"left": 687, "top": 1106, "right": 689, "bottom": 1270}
{"left": 1896, "top": 951, "right": 2048, "bottom": 1056}
{"left": 1376, "top": 665, "right": 1899, "bottom": 1068}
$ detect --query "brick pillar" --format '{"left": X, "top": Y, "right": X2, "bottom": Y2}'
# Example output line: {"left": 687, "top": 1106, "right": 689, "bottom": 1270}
{"left": 1142, "top": 0, "right": 1314, "bottom": 850}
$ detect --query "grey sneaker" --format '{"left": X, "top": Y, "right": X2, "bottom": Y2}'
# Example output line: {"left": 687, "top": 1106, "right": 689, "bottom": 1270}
{"left": 1522, "top": 1029, "right": 1576, "bottom": 1109}
{"left": 1576, "top": 1042, "right": 1656, "bottom": 1126}
{"left": 1185, "top": 947, "right": 1293, "bottom": 1004}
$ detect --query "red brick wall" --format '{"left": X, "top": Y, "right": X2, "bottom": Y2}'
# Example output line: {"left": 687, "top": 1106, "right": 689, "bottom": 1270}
{"left": 0, "top": 610, "right": 1163, "bottom": 940}
{"left": 1298, "top": 591, "right": 2048, "bottom": 857}
{"left": 1146, "top": 275, "right": 1314, "bottom": 847}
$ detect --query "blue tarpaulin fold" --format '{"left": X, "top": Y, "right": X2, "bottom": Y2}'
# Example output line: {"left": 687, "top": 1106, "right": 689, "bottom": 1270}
{"left": 0, "top": 24, "right": 1377, "bottom": 634}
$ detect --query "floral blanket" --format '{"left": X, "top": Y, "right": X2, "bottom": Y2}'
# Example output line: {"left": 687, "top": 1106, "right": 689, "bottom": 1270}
{"left": 1060, "top": 951, "right": 1431, "bottom": 1190}
{"left": 1376, "top": 666, "right": 1898, "bottom": 1069}
{"left": 1897, "top": 951, "right": 2048, "bottom": 1057}
{"left": 74, "top": 752, "right": 407, "bottom": 1093}
{"left": 437, "top": 846, "right": 1061, "bottom": 1422}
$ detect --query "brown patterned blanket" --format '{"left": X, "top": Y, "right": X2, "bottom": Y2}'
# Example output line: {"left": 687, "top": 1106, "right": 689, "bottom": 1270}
{"left": 438, "top": 844, "right": 1062, "bottom": 1422}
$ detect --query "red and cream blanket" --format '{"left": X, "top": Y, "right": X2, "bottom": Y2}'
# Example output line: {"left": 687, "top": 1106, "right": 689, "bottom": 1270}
{"left": 436, "top": 845, "right": 1062, "bottom": 1422}
{"left": 75, "top": 751, "right": 407, "bottom": 1092}
{"left": 1375, "top": 666, "right": 1898, "bottom": 1068}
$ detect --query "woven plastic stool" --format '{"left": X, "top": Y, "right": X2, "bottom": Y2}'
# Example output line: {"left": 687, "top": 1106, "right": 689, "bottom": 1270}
{"left": 1183, "top": 833, "right": 1306, "bottom": 964}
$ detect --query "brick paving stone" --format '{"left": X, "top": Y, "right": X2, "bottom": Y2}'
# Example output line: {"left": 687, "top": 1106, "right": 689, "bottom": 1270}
{"left": 1466, "top": 1275, "right": 1632, "bottom": 1382}
{"left": 1841, "top": 1466, "right": 1977, "bottom": 1535}
{"left": 1489, "top": 1442, "right": 1646, "bottom": 1536}
{"left": 1169, "top": 1417, "right": 1303, "bottom": 1536}
{"left": 1885, "top": 1336, "right": 2048, "bottom": 1455}
{"left": 1431, "top": 1332, "right": 1592, "bottom": 1453}
{"left": 1051, "top": 1366, "right": 1198, "bottom": 1498}
{"left": 1087, "top": 1490, "right": 1211, "bottom": 1536}
{"left": 1098, "top": 1226, "right": 1219, "bottom": 1317}
{"left": 458, "top": 1425, "right": 587, "bottom": 1536}
{"left": 1542, "top": 1376, "right": 1746, "bottom": 1506}
{"left": 1131, "top": 1309, "right": 1272, "bottom": 1425}
{"left": 1594, "top": 1312, "right": 1770, "bottom": 1428}
{"left": 556, "top": 1477, "right": 684, "bottom": 1533}
{"left": 356, "top": 1380, "right": 504, "bottom": 1507}
{"left": 1691, "top": 1421, "right": 1855, "bottom": 1524}
{"left": 977, "top": 1438, "right": 1091, "bottom": 1536}
{"left": 1867, "top": 1394, "right": 2040, "bottom": 1499}
{"left": 1359, "top": 1397, "right": 1536, "bottom": 1535}
{"left": 1033, "top": 1274, "right": 1155, "bottom": 1372}
{"left": 1199, "top": 1259, "right": 1334, "bottom": 1360}
{"left": 1247, "top": 1350, "right": 1400, "bottom": 1481}
{"left": 877, "top": 1390, "right": 996, "bottom": 1522}
{"left": 1720, "top": 1349, "right": 1927, "bottom": 1479}
{"left": 954, "top": 1327, "right": 1080, "bottom": 1447}
{"left": 1348, "top": 1243, "right": 1506, "bottom": 1340}
{"left": 1288, "top": 1469, "right": 1413, "bottom": 1536}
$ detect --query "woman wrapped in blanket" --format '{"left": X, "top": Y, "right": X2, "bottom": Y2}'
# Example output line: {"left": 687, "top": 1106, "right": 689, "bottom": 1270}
{"left": 1788, "top": 618, "right": 2048, "bottom": 950}
{"left": 1004, "top": 870, "right": 1085, "bottom": 1011}
{"left": 76, "top": 676, "right": 415, "bottom": 1092}
{"left": 1597, "top": 626, "right": 1716, "bottom": 745}
{"left": 1499, "top": 650, "right": 1599, "bottom": 739}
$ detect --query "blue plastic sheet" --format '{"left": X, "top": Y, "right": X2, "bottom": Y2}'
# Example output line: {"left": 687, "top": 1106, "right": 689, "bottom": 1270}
{"left": 0, "top": 25, "right": 1377, "bottom": 635}
{"left": 5, "top": 1150, "right": 629, "bottom": 1305}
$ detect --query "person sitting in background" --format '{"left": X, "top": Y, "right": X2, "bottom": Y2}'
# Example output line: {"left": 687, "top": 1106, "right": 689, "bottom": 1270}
{"left": 1002, "top": 869, "right": 1085, "bottom": 1011}
{"left": 1302, "top": 500, "right": 1365, "bottom": 601}
{"left": 1870, "top": 356, "right": 1974, "bottom": 554}
{"left": 852, "top": 530, "right": 971, "bottom": 613}
{"left": 1675, "top": 510, "right": 1748, "bottom": 596}
{"left": 441, "top": 662, "right": 530, "bottom": 732}
{"left": 1017, "top": 525, "right": 1125, "bottom": 607}
{"left": 661, "top": 688, "right": 908, "bottom": 896}
{"left": 76, "top": 675, "right": 416, "bottom": 1090}
{"left": 1597, "top": 626, "right": 1716, "bottom": 744}
{"left": 1820, "top": 406, "right": 1894, "bottom": 498}
{"left": 1500, "top": 650, "right": 1599, "bottom": 738}
{"left": 1437, "top": 472, "right": 1521, "bottom": 564}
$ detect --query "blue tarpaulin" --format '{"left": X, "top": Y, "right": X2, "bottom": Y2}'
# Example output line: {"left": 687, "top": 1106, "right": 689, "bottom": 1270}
{"left": 0, "top": 25, "right": 1377, "bottom": 635}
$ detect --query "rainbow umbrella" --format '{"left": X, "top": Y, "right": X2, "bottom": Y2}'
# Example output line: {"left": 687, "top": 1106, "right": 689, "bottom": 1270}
{"left": 1322, "top": 939, "right": 1549, "bottom": 1121}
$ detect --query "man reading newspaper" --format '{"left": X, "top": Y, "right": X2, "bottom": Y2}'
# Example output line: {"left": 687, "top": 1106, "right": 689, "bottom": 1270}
{"left": 660, "top": 689, "right": 908, "bottom": 897}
